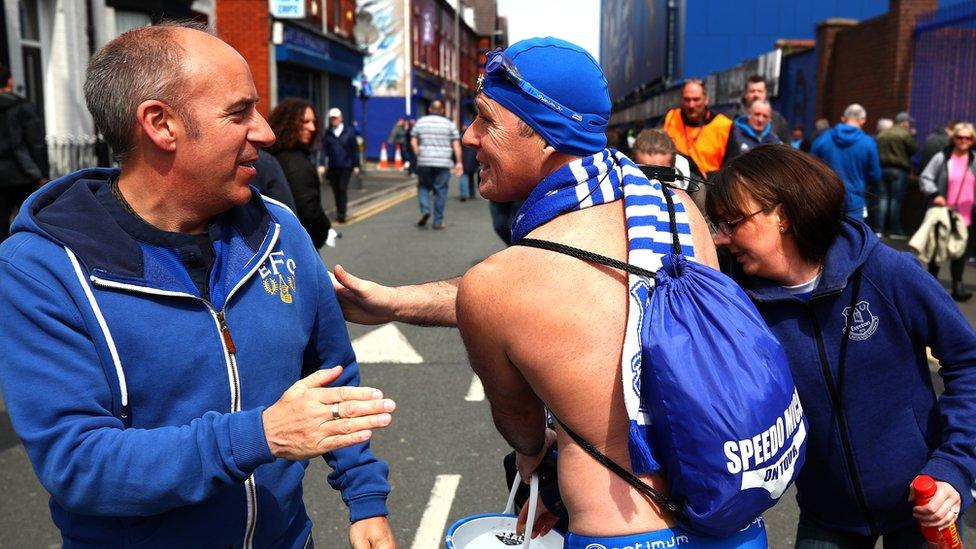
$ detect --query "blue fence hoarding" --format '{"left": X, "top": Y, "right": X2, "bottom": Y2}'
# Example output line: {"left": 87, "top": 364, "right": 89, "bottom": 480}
{"left": 600, "top": 0, "right": 669, "bottom": 103}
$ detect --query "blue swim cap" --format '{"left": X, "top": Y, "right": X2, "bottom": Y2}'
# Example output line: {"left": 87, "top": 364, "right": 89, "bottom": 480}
{"left": 481, "top": 37, "right": 610, "bottom": 157}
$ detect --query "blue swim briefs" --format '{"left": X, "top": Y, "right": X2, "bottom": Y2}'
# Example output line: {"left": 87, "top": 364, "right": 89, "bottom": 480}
{"left": 563, "top": 517, "right": 767, "bottom": 549}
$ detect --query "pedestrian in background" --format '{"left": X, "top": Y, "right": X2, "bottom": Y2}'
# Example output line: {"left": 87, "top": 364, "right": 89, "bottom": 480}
{"left": 322, "top": 107, "right": 360, "bottom": 223}
{"left": 459, "top": 121, "right": 479, "bottom": 201}
{"left": 709, "top": 145, "right": 976, "bottom": 548}
{"left": 662, "top": 79, "right": 732, "bottom": 178}
{"left": 722, "top": 99, "right": 781, "bottom": 165}
{"left": 811, "top": 103, "right": 882, "bottom": 220}
{"left": 252, "top": 148, "right": 297, "bottom": 212}
{"left": 874, "top": 112, "right": 918, "bottom": 239}
{"left": 725, "top": 75, "right": 789, "bottom": 140}
{"left": 920, "top": 122, "right": 976, "bottom": 301}
{"left": 0, "top": 63, "right": 49, "bottom": 241}
{"left": 411, "top": 100, "right": 462, "bottom": 230}
{"left": 403, "top": 118, "right": 416, "bottom": 175}
{"left": 269, "top": 98, "right": 337, "bottom": 248}
{"left": 631, "top": 128, "right": 706, "bottom": 219}
{"left": 876, "top": 118, "right": 894, "bottom": 134}
{"left": 919, "top": 120, "right": 956, "bottom": 172}
{"left": 790, "top": 125, "right": 811, "bottom": 152}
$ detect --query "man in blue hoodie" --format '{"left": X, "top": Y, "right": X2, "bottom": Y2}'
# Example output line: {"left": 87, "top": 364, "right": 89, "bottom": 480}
{"left": 812, "top": 103, "right": 883, "bottom": 219}
{"left": 0, "top": 22, "right": 397, "bottom": 548}
{"left": 722, "top": 99, "right": 782, "bottom": 165}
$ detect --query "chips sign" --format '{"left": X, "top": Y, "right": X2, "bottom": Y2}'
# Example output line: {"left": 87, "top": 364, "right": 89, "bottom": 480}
{"left": 269, "top": 0, "right": 305, "bottom": 19}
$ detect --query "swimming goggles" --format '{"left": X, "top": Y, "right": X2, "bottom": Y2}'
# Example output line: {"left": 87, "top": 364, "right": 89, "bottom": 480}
{"left": 478, "top": 48, "right": 606, "bottom": 128}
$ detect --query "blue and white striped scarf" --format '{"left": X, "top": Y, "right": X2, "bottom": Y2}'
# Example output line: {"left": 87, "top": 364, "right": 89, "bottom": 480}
{"left": 511, "top": 148, "right": 696, "bottom": 475}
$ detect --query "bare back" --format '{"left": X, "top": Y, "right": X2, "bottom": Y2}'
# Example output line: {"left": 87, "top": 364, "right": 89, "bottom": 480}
{"left": 457, "top": 191, "right": 716, "bottom": 537}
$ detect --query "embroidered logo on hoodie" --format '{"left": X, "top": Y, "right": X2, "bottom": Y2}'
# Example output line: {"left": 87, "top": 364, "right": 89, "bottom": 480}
{"left": 843, "top": 300, "right": 878, "bottom": 341}
{"left": 259, "top": 250, "right": 297, "bottom": 304}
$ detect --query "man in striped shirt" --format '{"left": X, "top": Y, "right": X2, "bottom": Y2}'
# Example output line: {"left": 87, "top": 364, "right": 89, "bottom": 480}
{"left": 410, "top": 100, "right": 463, "bottom": 229}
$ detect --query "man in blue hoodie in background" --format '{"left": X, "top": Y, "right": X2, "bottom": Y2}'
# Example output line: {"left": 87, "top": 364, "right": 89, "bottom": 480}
{"left": 0, "top": 22, "right": 397, "bottom": 548}
{"left": 722, "top": 99, "right": 781, "bottom": 165}
{"left": 812, "top": 103, "right": 883, "bottom": 220}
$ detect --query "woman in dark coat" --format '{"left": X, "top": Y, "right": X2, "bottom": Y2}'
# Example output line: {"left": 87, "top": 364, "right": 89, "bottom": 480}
{"left": 268, "top": 98, "right": 333, "bottom": 248}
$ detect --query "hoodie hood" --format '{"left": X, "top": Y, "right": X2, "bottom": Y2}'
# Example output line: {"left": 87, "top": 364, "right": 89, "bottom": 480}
{"left": 12, "top": 168, "right": 273, "bottom": 294}
{"left": 0, "top": 92, "right": 25, "bottom": 110}
{"left": 733, "top": 114, "right": 771, "bottom": 142}
{"left": 830, "top": 123, "right": 866, "bottom": 149}
{"left": 738, "top": 217, "right": 879, "bottom": 302}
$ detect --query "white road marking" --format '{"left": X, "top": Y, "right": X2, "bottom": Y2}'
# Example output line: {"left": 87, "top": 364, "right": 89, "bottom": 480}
{"left": 464, "top": 375, "right": 485, "bottom": 401}
{"left": 410, "top": 474, "right": 462, "bottom": 549}
{"left": 351, "top": 324, "right": 424, "bottom": 364}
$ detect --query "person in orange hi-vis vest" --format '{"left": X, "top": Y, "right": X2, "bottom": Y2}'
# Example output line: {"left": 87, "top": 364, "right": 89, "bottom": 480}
{"left": 662, "top": 80, "right": 732, "bottom": 178}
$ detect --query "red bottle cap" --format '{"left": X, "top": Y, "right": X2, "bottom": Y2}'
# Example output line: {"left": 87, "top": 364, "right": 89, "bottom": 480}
{"left": 912, "top": 475, "right": 937, "bottom": 499}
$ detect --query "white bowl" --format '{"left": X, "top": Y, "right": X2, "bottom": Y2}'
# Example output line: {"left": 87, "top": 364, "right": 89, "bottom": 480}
{"left": 445, "top": 513, "right": 564, "bottom": 549}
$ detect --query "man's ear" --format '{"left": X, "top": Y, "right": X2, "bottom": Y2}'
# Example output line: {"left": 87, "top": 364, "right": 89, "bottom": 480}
{"left": 135, "top": 100, "right": 179, "bottom": 152}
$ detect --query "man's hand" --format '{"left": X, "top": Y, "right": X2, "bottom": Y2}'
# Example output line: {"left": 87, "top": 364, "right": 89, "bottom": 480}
{"left": 349, "top": 516, "right": 396, "bottom": 549}
{"left": 454, "top": 162, "right": 464, "bottom": 176}
{"left": 516, "top": 497, "right": 559, "bottom": 540}
{"left": 333, "top": 265, "right": 400, "bottom": 325}
{"left": 262, "top": 366, "right": 395, "bottom": 460}
{"left": 909, "top": 478, "right": 961, "bottom": 529}
{"left": 515, "top": 428, "right": 557, "bottom": 481}
{"left": 932, "top": 195, "right": 947, "bottom": 207}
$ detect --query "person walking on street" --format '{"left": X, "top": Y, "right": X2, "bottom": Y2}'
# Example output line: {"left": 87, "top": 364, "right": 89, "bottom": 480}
{"left": 0, "top": 63, "right": 49, "bottom": 241}
{"left": 411, "top": 100, "right": 462, "bottom": 229}
{"left": 920, "top": 120, "right": 956, "bottom": 172}
{"left": 708, "top": 145, "right": 976, "bottom": 548}
{"left": 920, "top": 122, "right": 976, "bottom": 301}
{"left": 459, "top": 121, "right": 479, "bottom": 201}
{"left": 322, "top": 107, "right": 360, "bottom": 223}
{"left": 874, "top": 112, "right": 919, "bottom": 238}
{"left": 269, "top": 98, "right": 338, "bottom": 248}
{"left": 0, "top": 22, "right": 396, "bottom": 548}
{"left": 662, "top": 79, "right": 732, "bottom": 178}
{"left": 723, "top": 99, "right": 782, "bottom": 165}
{"left": 811, "top": 104, "right": 882, "bottom": 220}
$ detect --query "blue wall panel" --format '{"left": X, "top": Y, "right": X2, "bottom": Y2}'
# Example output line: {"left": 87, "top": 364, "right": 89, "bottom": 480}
{"left": 773, "top": 48, "right": 818, "bottom": 138}
{"left": 681, "top": 0, "right": 889, "bottom": 78}
{"left": 353, "top": 96, "right": 419, "bottom": 160}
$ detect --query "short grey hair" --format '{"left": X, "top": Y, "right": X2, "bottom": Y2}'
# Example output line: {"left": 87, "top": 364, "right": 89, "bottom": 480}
{"left": 748, "top": 99, "right": 771, "bottom": 112}
{"left": 84, "top": 21, "right": 212, "bottom": 159}
{"left": 842, "top": 103, "right": 867, "bottom": 121}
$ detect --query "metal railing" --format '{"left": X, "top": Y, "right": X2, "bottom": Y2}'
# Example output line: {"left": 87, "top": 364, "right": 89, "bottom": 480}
{"left": 46, "top": 135, "right": 115, "bottom": 178}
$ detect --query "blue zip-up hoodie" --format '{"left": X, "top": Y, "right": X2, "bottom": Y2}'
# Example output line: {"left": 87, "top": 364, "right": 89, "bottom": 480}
{"left": 811, "top": 124, "right": 883, "bottom": 218}
{"left": 736, "top": 218, "right": 976, "bottom": 535}
{"left": 724, "top": 115, "right": 781, "bottom": 163}
{"left": 0, "top": 169, "right": 389, "bottom": 548}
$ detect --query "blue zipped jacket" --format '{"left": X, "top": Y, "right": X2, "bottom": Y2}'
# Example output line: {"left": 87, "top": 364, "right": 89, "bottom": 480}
{"left": 735, "top": 218, "right": 976, "bottom": 535}
{"left": 811, "top": 124, "right": 883, "bottom": 217}
{"left": 0, "top": 169, "right": 389, "bottom": 548}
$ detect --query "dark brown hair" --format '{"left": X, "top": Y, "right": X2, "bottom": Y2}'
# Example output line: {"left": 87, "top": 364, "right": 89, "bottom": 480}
{"left": 706, "top": 144, "right": 845, "bottom": 264}
{"left": 268, "top": 98, "right": 318, "bottom": 152}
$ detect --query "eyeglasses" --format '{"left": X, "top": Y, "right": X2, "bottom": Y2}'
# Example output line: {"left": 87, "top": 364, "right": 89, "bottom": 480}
{"left": 713, "top": 205, "right": 775, "bottom": 236}
{"left": 954, "top": 135, "right": 974, "bottom": 142}
{"left": 479, "top": 48, "right": 606, "bottom": 128}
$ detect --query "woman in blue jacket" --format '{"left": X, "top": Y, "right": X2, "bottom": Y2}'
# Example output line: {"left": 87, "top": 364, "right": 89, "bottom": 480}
{"left": 705, "top": 144, "right": 976, "bottom": 547}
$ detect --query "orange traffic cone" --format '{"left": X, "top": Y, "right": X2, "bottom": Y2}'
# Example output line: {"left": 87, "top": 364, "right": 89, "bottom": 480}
{"left": 378, "top": 143, "right": 389, "bottom": 170}
{"left": 393, "top": 144, "right": 404, "bottom": 170}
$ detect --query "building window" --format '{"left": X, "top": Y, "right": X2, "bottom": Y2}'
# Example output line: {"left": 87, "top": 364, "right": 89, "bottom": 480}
{"left": 17, "top": 0, "right": 43, "bottom": 117}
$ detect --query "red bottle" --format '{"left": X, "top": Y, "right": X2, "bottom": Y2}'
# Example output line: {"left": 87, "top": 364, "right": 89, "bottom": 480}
{"left": 912, "top": 475, "right": 964, "bottom": 549}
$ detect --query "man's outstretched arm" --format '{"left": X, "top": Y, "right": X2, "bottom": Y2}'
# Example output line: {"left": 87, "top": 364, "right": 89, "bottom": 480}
{"left": 333, "top": 264, "right": 459, "bottom": 327}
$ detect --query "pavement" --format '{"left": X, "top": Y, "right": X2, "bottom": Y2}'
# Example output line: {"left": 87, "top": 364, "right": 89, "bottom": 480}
{"left": 321, "top": 162, "right": 418, "bottom": 225}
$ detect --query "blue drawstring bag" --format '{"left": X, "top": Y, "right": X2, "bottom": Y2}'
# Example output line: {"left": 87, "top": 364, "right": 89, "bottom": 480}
{"left": 643, "top": 253, "right": 807, "bottom": 536}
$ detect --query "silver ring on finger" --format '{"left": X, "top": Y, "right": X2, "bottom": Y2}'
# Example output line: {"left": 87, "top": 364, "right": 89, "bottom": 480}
{"left": 331, "top": 403, "right": 341, "bottom": 420}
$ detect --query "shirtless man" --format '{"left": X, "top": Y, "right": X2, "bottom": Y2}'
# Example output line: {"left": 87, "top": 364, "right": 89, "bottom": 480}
{"left": 334, "top": 39, "right": 767, "bottom": 547}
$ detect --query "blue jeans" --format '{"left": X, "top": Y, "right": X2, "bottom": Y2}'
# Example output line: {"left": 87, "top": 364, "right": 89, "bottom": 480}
{"left": 795, "top": 513, "right": 927, "bottom": 549}
{"left": 417, "top": 166, "right": 450, "bottom": 226}
{"left": 459, "top": 171, "right": 478, "bottom": 199}
{"left": 869, "top": 168, "right": 908, "bottom": 236}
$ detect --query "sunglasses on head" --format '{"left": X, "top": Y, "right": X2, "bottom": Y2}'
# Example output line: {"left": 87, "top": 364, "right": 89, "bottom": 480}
{"left": 478, "top": 48, "right": 607, "bottom": 128}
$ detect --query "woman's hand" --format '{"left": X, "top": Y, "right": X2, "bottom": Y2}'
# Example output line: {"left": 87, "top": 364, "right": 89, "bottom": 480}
{"left": 909, "top": 479, "right": 961, "bottom": 529}
{"left": 932, "top": 195, "right": 947, "bottom": 207}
